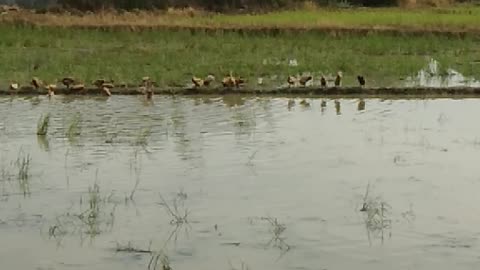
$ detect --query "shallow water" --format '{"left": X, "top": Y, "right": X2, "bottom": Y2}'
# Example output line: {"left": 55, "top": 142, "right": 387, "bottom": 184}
{"left": 2, "top": 96, "right": 480, "bottom": 270}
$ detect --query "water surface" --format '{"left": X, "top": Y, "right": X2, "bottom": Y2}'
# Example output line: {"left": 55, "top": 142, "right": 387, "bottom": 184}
{"left": 1, "top": 96, "right": 480, "bottom": 270}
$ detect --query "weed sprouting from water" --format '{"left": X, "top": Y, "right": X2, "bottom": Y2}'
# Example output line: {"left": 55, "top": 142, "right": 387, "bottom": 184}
{"left": 36, "top": 113, "right": 50, "bottom": 136}
{"left": 148, "top": 251, "right": 172, "bottom": 270}
{"left": 159, "top": 192, "right": 189, "bottom": 226}
{"left": 157, "top": 191, "right": 191, "bottom": 248}
{"left": 261, "top": 216, "right": 291, "bottom": 254}
{"left": 15, "top": 150, "right": 31, "bottom": 196}
{"left": 360, "top": 183, "right": 392, "bottom": 243}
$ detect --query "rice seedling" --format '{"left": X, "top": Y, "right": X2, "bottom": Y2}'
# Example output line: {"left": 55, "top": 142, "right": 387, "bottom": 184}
{"left": 148, "top": 251, "right": 172, "bottom": 270}
{"left": 15, "top": 150, "right": 31, "bottom": 196}
{"left": 36, "top": 113, "right": 50, "bottom": 136}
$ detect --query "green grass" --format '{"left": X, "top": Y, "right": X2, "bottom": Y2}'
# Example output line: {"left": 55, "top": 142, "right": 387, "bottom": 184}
{"left": 0, "top": 24, "right": 479, "bottom": 87}
{"left": 210, "top": 6, "right": 480, "bottom": 30}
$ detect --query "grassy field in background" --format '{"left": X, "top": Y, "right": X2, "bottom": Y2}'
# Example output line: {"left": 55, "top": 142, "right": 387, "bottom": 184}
{"left": 0, "top": 25, "right": 479, "bottom": 88}
{"left": 2, "top": 5, "right": 480, "bottom": 33}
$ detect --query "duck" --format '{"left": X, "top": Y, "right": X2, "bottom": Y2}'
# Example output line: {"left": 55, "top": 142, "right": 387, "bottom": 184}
{"left": 93, "top": 79, "right": 114, "bottom": 88}
{"left": 222, "top": 73, "right": 236, "bottom": 88}
{"left": 61, "top": 77, "right": 75, "bottom": 88}
{"left": 357, "top": 75, "right": 365, "bottom": 87}
{"left": 334, "top": 71, "right": 342, "bottom": 87}
{"left": 31, "top": 77, "right": 43, "bottom": 89}
{"left": 9, "top": 82, "right": 19, "bottom": 91}
{"left": 46, "top": 84, "right": 56, "bottom": 97}
{"left": 299, "top": 75, "right": 313, "bottom": 87}
{"left": 192, "top": 74, "right": 215, "bottom": 87}
{"left": 320, "top": 76, "right": 327, "bottom": 87}
{"left": 142, "top": 76, "right": 151, "bottom": 86}
{"left": 71, "top": 83, "right": 85, "bottom": 91}
{"left": 234, "top": 77, "right": 245, "bottom": 87}
{"left": 102, "top": 86, "right": 112, "bottom": 96}
{"left": 287, "top": 75, "right": 298, "bottom": 87}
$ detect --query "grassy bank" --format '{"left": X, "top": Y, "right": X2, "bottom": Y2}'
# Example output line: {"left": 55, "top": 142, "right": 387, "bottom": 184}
{"left": 1, "top": 5, "right": 480, "bottom": 33}
{"left": 0, "top": 25, "right": 479, "bottom": 88}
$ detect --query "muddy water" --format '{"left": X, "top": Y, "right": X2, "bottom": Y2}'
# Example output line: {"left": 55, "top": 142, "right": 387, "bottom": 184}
{"left": 2, "top": 96, "right": 480, "bottom": 270}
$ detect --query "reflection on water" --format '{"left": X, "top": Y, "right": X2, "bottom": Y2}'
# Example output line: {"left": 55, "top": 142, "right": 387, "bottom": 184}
{"left": 1, "top": 96, "right": 480, "bottom": 270}
{"left": 406, "top": 58, "right": 480, "bottom": 87}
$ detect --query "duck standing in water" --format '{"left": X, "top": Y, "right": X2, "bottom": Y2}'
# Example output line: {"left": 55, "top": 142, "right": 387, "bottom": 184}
{"left": 334, "top": 71, "right": 342, "bottom": 87}
{"left": 357, "top": 75, "right": 365, "bottom": 87}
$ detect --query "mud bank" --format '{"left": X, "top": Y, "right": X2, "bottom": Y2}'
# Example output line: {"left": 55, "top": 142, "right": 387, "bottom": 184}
{"left": 4, "top": 86, "right": 480, "bottom": 97}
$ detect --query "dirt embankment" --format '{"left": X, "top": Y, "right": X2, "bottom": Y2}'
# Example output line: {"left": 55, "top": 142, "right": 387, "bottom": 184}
{"left": 3, "top": 86, "right": 480, "bottom": 97}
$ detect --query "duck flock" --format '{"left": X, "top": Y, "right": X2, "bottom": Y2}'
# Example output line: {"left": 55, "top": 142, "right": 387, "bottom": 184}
{"left": 7, "top": 71, "right": 366, "bottom": 99}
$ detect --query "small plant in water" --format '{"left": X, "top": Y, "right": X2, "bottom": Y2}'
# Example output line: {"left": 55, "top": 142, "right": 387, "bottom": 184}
{"left": 261, "top": 216, "right": 291, "bottom": 253}
{"left": 360, "top": 183, "right": 392, "bottom": 243}
{"left": 159, "top": 192, "right": 189, "bottom": 226}
{"left": 36, "top": 113, "right": 50, "bottom": 136}
{"left": 15, "top": 150, "right": 31, "bottom": 196}
{"left": 148, "top": 251, "right": 172, "bottom": 270}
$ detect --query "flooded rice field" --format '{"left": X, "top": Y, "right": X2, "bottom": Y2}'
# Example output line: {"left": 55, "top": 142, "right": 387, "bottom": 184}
{"left": 2, "top": 95, "right": 480, "bottom": 270}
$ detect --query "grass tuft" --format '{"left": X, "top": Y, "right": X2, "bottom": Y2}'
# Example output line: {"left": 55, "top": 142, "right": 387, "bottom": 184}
{"left": 36, "top": 113, "right": 50, "bottom": 136}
